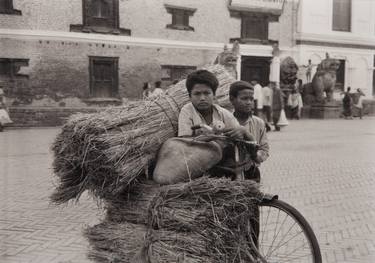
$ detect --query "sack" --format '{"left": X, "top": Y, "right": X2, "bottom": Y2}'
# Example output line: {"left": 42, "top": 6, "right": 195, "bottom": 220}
{"left": 277, "top": 109, "right": 289, "bottom": 127}
{"left": 153, "top": 137, "right": 223, "bottom": 185}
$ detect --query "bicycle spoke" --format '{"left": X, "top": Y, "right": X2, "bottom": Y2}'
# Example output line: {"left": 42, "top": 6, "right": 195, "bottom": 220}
{"left": 264, "top": 205, "right": 282, "bottom": 258}
{"left": 260, "top": 204, "right": 271, "bottom": 256}
{"left": 270, "top": 228, "right": 305, "bottom": 254}
{"left": 258, "top": 202, "right": 319, "bottom": 263}
{"left": 268, "top": 220, "right": 299, "bottom": 255}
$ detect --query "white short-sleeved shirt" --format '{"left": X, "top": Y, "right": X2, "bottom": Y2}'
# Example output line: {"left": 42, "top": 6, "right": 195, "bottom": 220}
{"left": 178, "top": 102, "right": 239, "bottom": 136}
{"left": 253, "top": 84, "right": 263, "bottom": 109}
{"left": 262, "top": 86, "right": 272, "bottom": 106}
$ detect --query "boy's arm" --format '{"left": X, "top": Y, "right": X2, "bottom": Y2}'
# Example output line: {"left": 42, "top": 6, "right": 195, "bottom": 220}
{"left": 255, "top": 122, "right": 269, "bottom": 163}
{"left": 178, "top": 106, "right": 193, "bottom": 137}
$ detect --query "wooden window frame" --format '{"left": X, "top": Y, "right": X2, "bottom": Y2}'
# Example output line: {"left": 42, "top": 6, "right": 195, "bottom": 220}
{"left": 0, "top": 58, "right": 29, "bottom": 79}
{"left": 161, "top": 65, "right": 197, "bottom": 81}
{"left": 0, "top": 0, "right": 21, "bottom": 15}
{"left": 165, "top": 4, "right": 196, "bottom": 31}
{"left": 241, "top": 13, "right": 269, "bottom": 43}
{"left": 89, "top": 56, "right": 119, "bottom": 98}
{"left": 228, "top": 10, "right": 279, "bottom": 44}
{"left": 70, "top": 0, "right": 130, "bottom": 35}
{"left": 84, "top": 0, "right": 119, "bottom": 30}
{"left": 332, "top": 0, "right": 351, "bottom": 32}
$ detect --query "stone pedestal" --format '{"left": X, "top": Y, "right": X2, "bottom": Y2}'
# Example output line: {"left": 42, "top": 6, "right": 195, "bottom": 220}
{"left": 309, "top": 101, "right": 341, "bottom": 119}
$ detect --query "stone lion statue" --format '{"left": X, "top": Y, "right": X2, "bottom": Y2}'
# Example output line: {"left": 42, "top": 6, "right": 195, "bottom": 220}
{"left": 280, "top": 56, "right": 299, "bottom": 91}
{"left": 214, "top": 41, "right": 239, "bottom": 79}
{"left": 302, "top": 55, "right": 340, "bottom": 105}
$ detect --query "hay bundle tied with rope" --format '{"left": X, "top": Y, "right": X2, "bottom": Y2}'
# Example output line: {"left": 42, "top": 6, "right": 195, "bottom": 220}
{"left": 51, "top": 65, "right": 235, "bottom": 203}
{"left": 85, "top": 177, "right": 262, "bottom": 263}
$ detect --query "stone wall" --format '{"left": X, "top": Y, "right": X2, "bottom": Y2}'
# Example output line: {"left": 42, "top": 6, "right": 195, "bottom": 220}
{"left": 301, "top": 99, "right": 375, "bottom": 119}
{"left": 1, "top": 0, "right": 293, "bottom": 46}
{"left": 0, "top": 37, "right": 217, "bottom": 106}
{"left": 8, "top": 107, "right": 101, "bottom": 127}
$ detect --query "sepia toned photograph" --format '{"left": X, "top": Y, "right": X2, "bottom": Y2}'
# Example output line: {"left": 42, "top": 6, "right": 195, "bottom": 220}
{"left": 1, "top": 0, "right": 374, "bottom": 262}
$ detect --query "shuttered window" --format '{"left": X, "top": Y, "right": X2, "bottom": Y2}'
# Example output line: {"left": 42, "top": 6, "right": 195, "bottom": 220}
{"left": 332, "top": 0, "right": 351, "bottom": 32}
{"left": 241, "top": 15, "right": 268, "bottom": 40}
{"left": 89, "top": 57, "right": 118, "bottom": 98}
{"left": 0, "top": 0, "right": 21, "bottom": 15}
{"left": 165, "top": 5, "right": 196, "bottom": 31}
{"left": 84, "top": 0, "right": 117, "bottom": 29}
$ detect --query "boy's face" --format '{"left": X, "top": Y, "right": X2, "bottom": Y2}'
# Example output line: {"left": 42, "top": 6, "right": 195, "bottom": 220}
{"left": 231, "top": 89, "right": 254, "bottom": 114}
{"left": 190, "top": 84, "right": 215, "bottom": 111}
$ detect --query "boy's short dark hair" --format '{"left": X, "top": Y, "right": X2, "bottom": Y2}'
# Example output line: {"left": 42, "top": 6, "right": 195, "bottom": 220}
{"left": 154, "top": 81, "right": 162, "bottom": 88}
{"left": 186, "top": 70, "right": 218, "bottom": 96}
{"left": 229, "top": 81, "right": 253, "bottom": 98}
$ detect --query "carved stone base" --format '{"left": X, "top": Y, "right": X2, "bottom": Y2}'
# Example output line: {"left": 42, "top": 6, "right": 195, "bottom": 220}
{"left": 302, "top": 101, "right": 341, "bottom": 119}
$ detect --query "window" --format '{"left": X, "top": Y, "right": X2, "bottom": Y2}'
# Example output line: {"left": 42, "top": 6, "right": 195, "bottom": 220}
{"left": 161, "top": 65, "right": 196, "bottom": 85}
{"left": 0, "top": 58, "right": 29, "bottom": 78}
{"left": 0, "top": 0, "right": 21, "bottom": 15}
{"left": 85, "top": 0, "right": 116, "bottom": 29}
{"left": 332, "top": 0, "right": 351, "bottom": 32}
{"left": 241, "top": 15, "right": 268, "bottom": 41}
{"left": 89, "top": 57, "right": 118, "bottom": 98}
{"left": 70, "top": 0, "right": 130, "bottom": 35}
{"left": 165, "top": 4, "right": 196, "bottom": 31}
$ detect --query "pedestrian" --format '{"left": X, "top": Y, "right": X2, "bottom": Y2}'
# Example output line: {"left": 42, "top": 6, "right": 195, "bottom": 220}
{"left": 147, "top": 81, "right": 164, "bottom": 100}
{"left": 262, "top": 82, "right": 272, "bottom": 131}
{"left": 271, "top": 82, "right": 285, "bottom": 131}
{"left": 142, "top": 82, "right": 151, "bottom": 100}
{"left": 342, "top": 87, "right": 353, "bottom": 119}
{"left": 296, "top": 79, "right": 303, "bottom": 95}
{"left": 287, "top": 87, "right": 303, "bottom": 120}
{"left": 304, "top": 59, "right": 314, "bottom": 83}
{"left": 251, "top": 78, "right": 263, "bottom": 117}
{"left": 353, "top": 88, "right": 365, "bottom": 119}
{"left": 0, "top": 87, "right": 13, "bottom": 132}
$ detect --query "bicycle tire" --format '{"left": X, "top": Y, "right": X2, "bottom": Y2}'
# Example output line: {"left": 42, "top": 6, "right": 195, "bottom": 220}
{"left": 258, "top": 198, "right": 322, "bottom": 263}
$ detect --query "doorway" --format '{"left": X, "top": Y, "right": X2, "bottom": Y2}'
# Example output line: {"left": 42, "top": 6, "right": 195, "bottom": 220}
{"left": 335, "top": 59, "right": 345, "bottom": 91}
{"left": 241, "top": 56, "right": 271, "bottom": 86}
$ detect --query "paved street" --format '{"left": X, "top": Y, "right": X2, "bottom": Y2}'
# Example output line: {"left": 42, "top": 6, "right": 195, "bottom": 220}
{"left": 1, "top": 118, "right": 375, "bottom": 263}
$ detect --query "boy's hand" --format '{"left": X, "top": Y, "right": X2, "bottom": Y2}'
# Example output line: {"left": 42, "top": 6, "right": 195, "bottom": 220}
{"left": 223, "top": 126, "right": 247, "bottom": 140}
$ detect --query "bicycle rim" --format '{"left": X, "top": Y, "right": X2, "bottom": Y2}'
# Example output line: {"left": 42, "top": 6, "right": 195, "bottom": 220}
{"left": 258, "top": 199, "right": 322, "bottom": 263}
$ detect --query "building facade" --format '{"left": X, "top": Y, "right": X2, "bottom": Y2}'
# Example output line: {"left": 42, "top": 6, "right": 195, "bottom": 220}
{"left": 295, "top": 0, "right": 375, "bottom": 99}
{"left": 0, "top": 0, "right": 292, "bottom": 109}
{"left": 0, "top": 0, "right": 374, "bottom": 125}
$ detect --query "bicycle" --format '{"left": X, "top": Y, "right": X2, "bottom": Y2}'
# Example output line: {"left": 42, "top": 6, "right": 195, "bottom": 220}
{"left": 193, "top": 132, "right": 322, "bottom": 263}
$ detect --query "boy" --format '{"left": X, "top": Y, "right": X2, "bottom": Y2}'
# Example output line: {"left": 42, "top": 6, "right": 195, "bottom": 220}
{"left": 178, "top": 69, "right": 243, "bottom": 138}
{"left": 229, "top": 80, "right": 270, "bottom": 182}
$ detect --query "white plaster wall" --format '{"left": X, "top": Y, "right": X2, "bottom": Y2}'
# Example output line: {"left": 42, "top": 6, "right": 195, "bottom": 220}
{"left": 298, "top": 0, "right": 375, "bottom": 40}
{"left": 295, "top": 45, "right": 373, "bottom": 98}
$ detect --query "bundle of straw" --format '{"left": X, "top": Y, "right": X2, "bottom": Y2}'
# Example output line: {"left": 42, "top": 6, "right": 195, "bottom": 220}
{"left": 84, "top": 222, "right": 211, "bottom": 263}
{"left": 51, "top": 64, "right": 235, "bottom": 203}
{"left": 85, "top": 177, "right": 262, "bottom": 263}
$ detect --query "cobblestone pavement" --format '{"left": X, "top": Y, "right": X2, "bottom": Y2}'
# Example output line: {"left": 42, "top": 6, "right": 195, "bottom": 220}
{"left": 0, "top": 117, "right": 374, "bottom": 263}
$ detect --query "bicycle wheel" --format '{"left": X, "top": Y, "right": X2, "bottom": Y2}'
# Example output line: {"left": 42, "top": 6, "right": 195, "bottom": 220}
{"left": 258, "top": 198, "right": 322, "bottom": 263}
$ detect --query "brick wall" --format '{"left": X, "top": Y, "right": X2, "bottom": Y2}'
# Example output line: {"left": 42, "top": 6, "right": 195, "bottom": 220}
{"left": 1, "top": 0, "right": 293, "bottom": 46}
{"left": 0, "top": 37, "right": 218, "bottom": 105}
{"left": 8, "top": 107, "right": 101, "bottom": 127}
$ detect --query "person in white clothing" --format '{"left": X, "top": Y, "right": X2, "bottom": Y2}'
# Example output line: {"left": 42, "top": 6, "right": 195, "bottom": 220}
{"left": 354, "top": 88, "right": 365, "bottom": 119}
{"left": 251, "top": 79, "right": 263, "bottom": 117}
{"left": 0, "top": 87, "right": 13, "bottom": 131}
{"left": 146, "top": 81, "right": 164, "bottom": 100}
{"left": 262, "top": 83, "right": 272, "bottom": 131}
